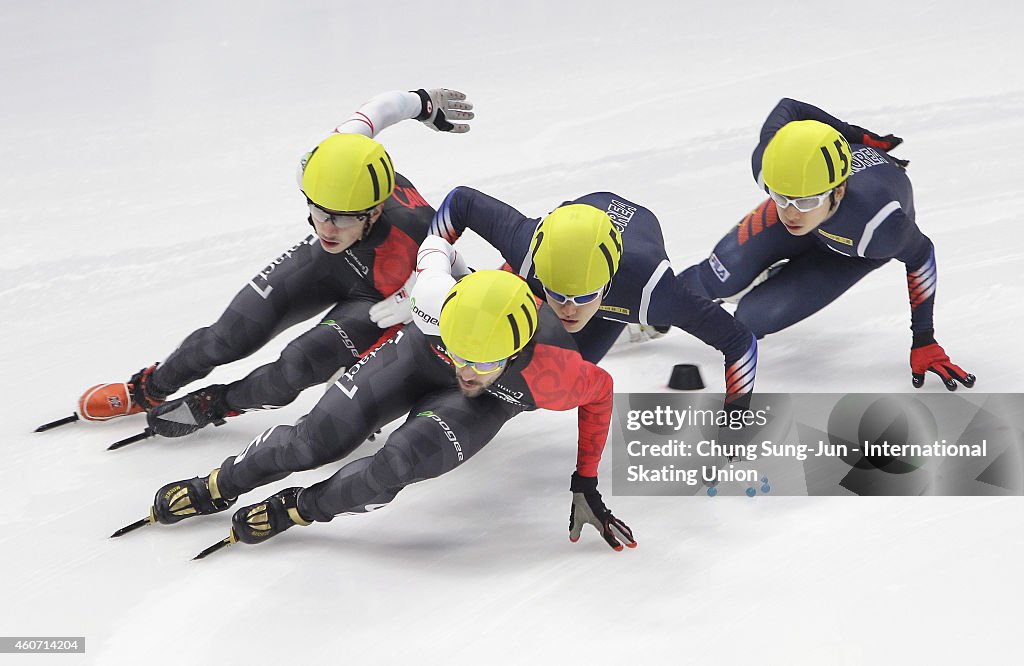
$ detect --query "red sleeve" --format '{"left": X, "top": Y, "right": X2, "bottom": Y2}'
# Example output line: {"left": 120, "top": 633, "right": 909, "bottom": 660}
{"left": 372, "top": 227, "right": 419, "bottom": 296}
{"left": 521, "top": 343, "right": 614, "bottom": 476}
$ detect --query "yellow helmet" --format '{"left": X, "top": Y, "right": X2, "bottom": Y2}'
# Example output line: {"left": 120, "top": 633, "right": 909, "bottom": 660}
{"left": 530, "top": 204, "right": 622, "bottom": 295}
{"left": 300, "top": 133, "right": 395, "bottom": 212}
{"left": 762, "top": 120, "right": 852, "bottom": 197}
{"left": 439, "top": 270, "right": 538, "bottom": 363}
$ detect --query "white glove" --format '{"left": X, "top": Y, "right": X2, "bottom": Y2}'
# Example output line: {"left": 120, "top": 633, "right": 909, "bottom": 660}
{"left": 413, "top": 89, "right": 474, "bottom": 133}
{"left": 368, "top": 272, "right": 417, "bottom": 328}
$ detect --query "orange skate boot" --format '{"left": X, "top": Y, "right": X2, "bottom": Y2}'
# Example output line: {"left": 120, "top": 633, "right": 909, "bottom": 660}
{"left": 77, "top": 364, "right": 166, "bottom": 421}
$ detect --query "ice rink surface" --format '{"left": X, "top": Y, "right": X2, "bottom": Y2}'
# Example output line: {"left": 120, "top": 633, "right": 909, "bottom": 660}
{"left": 2, "top": 1, "right": 1023, "bottom": 663}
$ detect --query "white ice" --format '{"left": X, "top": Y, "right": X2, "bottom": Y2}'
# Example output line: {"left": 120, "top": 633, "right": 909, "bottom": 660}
{"left": 2, "top": 1, "right": 1023, "bottom": 664}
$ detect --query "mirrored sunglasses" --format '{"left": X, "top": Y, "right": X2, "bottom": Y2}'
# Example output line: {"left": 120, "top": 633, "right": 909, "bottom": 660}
{"left": 447, "top": 351, "right": 507, "bottom": 375}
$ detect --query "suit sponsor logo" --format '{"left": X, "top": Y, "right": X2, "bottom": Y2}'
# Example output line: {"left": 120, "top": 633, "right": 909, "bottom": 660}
{"left": 340, "top": 329, "right": 404, "bottom": 384}
{"left": 430, "top": 342, "right": 453, "bottom": 365}
{"left": 248, "top": 237, "right": 313, "bottom": 299}
{"left": 320, "top": 319, "right": 360, "bottom": 359}
{"left": 416, "top": 410, "right": 464, "bottom": 461}
{"left": 344, "top": 251, "right": 370, "bottom": 276}
{"left": 599, "top": 305, "right": 630, "bottom": 315}
{"left": 412, "top": 304, "right": 439, "bottom": 326}
{"left": 817, "top": 229, "right": 854, "bottom": 246}
{"left": 236, "top": 425, "right": 280, "bottom": 463}
{"left": 710, "top": 252, "right": 731, "bottom": 283}
{"left": 487, "top": 383, "right": 525, "bottom": 406}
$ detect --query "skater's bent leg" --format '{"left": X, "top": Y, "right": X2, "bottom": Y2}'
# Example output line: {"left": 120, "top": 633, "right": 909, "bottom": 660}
{"left": 297, "top": 391, "right": 519, "bottom": 521}
{"left": 152, "top": 237, "right": 337, "bottom": 394}
{"left": 223, "top": 299, "right": 386, "bottom": 411}
{"left": 679, "top": 199, "right": 815, "bottom": 301}
{"left": 215, "top": 326, "right": 452, "bottom": 498}
{"left": 735, "top": 249, "right": 889, "bottom": 336}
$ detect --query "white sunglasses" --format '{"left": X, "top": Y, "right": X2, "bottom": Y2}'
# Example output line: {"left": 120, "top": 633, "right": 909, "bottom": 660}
{"left": 768, "top": 188, "right": 834, "bottom": 213}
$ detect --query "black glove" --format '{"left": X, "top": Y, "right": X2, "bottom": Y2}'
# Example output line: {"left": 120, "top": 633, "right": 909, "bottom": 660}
{"left": 412, "top": 88, "right": 474, "bottom": 133}
{"left": 849, "top": 124, "right": 903, "bottom": 152}
{"left": 911, "top": 331, "right": 976, "bottom": 391}
{"left": 849, "top": 124, "right": 910, "bottom": 169}
{"left": 568, "top": 472, "right": 636, "bottom": 551}
{"left": 230, "top": 487, "right": 311, "bottom": 545}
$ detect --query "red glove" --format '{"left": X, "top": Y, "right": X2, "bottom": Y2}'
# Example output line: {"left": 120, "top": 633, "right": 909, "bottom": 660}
{"left": 911, "top": 340, "right": 976, "bottom": 391}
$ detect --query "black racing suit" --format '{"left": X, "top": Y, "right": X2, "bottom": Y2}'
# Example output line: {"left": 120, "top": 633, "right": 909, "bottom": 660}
{"left": 213, "top": 305, "right": 613, "bottom": 521}
{"left": 148, "top": 174, "right": 433, "bottom": 411}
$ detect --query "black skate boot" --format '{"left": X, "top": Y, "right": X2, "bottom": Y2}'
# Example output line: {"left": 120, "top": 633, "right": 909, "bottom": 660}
{"left": 230, "top": 487, "right": 311, "bottom": 545}
{"left": 146, "top": 384, "right": 239, "bottom": 438}
{"left": 152, "top": 468, "right": 237, "bottom": 525}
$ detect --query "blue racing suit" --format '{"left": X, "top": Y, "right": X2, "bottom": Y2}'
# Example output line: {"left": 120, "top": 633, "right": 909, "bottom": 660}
{"left": 431, "top": 188, "right": 757, "bottom": 403}
{"left": 681, "top": 98, "right": 936, "bottom": 341}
